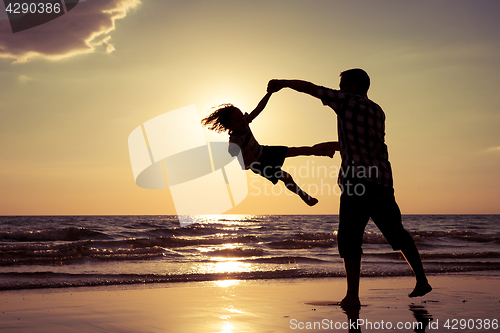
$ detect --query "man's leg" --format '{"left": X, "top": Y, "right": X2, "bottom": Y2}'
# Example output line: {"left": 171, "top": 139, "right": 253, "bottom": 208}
{"left": 371, "top": 188, "right": 432, "bottom": 298}
{"left": 341, "top": 256, "right": 362, "bottom": 307}
{"left": 338, "top": 180, "right": 370, "bottom": 307}
{"left": 400, "top": 240, "right": 432, "bottom": 297}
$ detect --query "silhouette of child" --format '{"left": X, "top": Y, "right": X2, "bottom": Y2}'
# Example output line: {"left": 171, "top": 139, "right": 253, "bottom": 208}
{"left": 201, "top": 91, "right": 338, "bottom": 206}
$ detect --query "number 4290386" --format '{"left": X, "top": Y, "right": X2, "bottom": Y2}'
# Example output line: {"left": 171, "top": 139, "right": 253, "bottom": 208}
{"left": 5, "top": 2, "right": 62, "bottom": 14}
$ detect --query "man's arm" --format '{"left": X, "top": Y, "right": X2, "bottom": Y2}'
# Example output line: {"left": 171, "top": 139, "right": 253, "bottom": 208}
{"left": 267, "top": 79, "right": 320, "bottom": 98}
{"left": 248, "top": 91, "right": 272, "bottom": 122}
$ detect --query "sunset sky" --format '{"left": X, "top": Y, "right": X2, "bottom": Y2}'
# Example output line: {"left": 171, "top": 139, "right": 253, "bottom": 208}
{"left": 0, "top": 0, "right": 499, "bottom": 215}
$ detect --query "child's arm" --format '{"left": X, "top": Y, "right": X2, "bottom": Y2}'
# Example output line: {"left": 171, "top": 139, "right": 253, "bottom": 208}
{"left": 247, "top": 92, "right": 273, "bottom": 122}
{"left": 330, "top": 142, "right": 340, "bottom": 151}
{"left": 312, "top": 141, "right": 340, "bottom": 158}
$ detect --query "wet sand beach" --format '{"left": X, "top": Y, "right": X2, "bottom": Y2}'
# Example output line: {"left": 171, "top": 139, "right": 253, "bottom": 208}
{"left": 2, "top": 274, "right": 499, "bottom": 332}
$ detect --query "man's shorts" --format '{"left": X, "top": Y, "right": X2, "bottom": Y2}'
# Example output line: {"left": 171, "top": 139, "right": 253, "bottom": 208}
{"left": 337, "top": 177, "right": 413, "bottom": 258}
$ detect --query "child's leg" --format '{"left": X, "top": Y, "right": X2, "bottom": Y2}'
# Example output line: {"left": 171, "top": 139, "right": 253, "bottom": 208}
{"left": 287, "top": 142, "right": 338, "bottom": 158}
{"left": 279, "top": 171, "right": 318, "bottom": 206}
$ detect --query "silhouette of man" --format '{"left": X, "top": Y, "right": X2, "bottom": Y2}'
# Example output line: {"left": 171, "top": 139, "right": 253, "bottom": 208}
{"left": 268, "top": 69, "right": 432, "bottom": 307}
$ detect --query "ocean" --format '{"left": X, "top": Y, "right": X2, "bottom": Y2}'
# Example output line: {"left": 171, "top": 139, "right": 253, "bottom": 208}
{"left": 0, "top": 215, "right": 499, "bottom": 290}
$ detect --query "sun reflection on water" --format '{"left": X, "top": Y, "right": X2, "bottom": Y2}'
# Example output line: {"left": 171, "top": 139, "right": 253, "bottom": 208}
{"left": 202, "top": 260, "right": 253, "bottom": 274}
{"left": 214, "top": 279, "right": 240, "bottom": 288}
{"left": 186, "top": 214, "right": 258, "bottom": 226}
{"left": 218, "top": 305, "right": 245, "bottom": 333}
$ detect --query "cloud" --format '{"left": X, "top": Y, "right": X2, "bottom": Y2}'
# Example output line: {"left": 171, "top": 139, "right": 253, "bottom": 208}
{"left": 18, "top": 75, "right": 33, "bottom": 83}
{"left": 0, "top": 0, "right": 141, "bottom": 63}
{"left": 0, "top": 5, "right": 7, "bottom": 21}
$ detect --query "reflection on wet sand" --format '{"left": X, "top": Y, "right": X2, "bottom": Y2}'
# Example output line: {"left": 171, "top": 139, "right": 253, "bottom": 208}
{"left": 409, "top": 304, "right": 433, "bottom": 333}
{"left": 340, "top": 303, "right": 433, "bottom": 333}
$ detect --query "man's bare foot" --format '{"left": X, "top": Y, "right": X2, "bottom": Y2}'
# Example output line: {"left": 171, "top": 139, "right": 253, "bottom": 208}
{"left": 409, "top": 281, "right": 432, "bottom": 298}
{"left": 339, "top": 295, "right": 361, "bottom": 308}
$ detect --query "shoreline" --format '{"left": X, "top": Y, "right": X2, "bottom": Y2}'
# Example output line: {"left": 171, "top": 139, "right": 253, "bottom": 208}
{"left": 1, "top": 270, "right": 498, "bottom": 292}
{"left": 1, "top": 274, "right": 499, "bottom": 332}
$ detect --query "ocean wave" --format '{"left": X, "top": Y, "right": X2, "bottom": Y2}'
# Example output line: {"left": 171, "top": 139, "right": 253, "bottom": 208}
{"left": 362, "top": 232, "right": 388, "bottom": 244}
{"left": 88, "top": 235, "right": 262, "bottom": 249}
{"left": 0, "top": 270, "right": 316, "bottom": 290}
{"left": 267, "top": 239, "right": 335, "bottom": 249}
{"left": 203, "top": 248, "right": 265, "bottom": 258}
{"left": 411, "top": 230, "right": 500, "bottom": 242}
{"left": 294, "top": 232, "right": 335, "bottom": 240}
{"left": 0, "top": 241, "right": 168, "bottom": 265}
{"left": 1, "top": 215, "right": 499, "bottom": 287}
{"left": 361, "top": 230, "right": 500, "bottom": 244}
{"left": 366, "top": 251, "right": 500, "bottom": 260}
{"left": 0, "top": 235, "right": 263, "bottom": 265}
{"left": 2, "top": 263, "right": 500, "bottom": 291}
{"left": 245, "top": 256, "right": 328, "bottom": 264}
{"left": 0, "top": 227, "right": 109, "bottom": 242}
{"left": 420, "top": 251, "right": 500, "bottom": 259}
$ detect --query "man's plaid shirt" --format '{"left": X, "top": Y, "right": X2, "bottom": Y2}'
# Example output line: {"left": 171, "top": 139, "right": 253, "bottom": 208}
{"left": 317, "top": 86, "right": 394, "bottom": 188}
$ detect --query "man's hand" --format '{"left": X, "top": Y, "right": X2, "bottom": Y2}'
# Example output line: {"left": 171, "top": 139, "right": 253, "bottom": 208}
{"left": 268, "top": 79, "right": 320, "bottom": 98}
{"left": 267, "top": 79, "right": 283, "bottom": 93}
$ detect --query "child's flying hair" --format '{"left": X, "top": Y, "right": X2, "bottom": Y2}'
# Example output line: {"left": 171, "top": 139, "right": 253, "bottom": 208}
{"left": 201, "top": 104, "right": 239, "bottom": 133}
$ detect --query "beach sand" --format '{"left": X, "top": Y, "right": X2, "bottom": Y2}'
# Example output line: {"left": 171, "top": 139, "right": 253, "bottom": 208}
{"left": 1, "top": 274, "right": 499, "bottom": 332}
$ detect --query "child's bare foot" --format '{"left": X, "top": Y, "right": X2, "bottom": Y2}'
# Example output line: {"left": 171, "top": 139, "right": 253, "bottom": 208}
{"left": 339, "top": 295, "right": 361, "bottom": 308}
{"left": 302, "top": 195, "right": 318, "bottom": 206}
{"left": 307, "top": 197, "right": 318, "bottom": 206}
{"left": 409, "top": 281, "right": 432, "bottom": 298}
